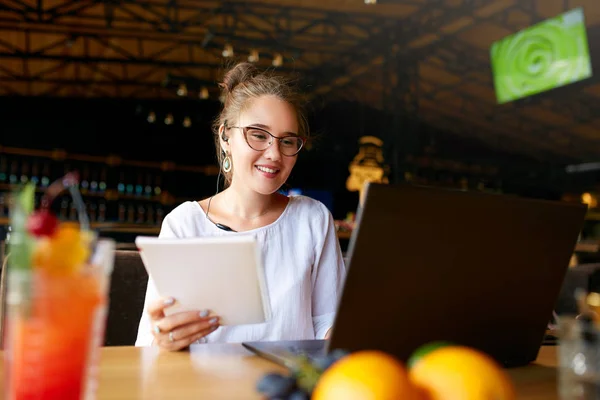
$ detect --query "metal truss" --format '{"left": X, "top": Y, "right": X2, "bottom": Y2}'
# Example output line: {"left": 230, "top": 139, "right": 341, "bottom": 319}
{"left": 306, "top": 0, "right": 507, "bottom": 101}
{"left": 303, "top": 0, "right": 501, "bottom": 169}
{"left": 0, "top": 0, "right": 394, "bottom": 97}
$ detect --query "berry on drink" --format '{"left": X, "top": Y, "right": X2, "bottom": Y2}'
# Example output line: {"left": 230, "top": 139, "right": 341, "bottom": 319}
{"left": 26, "top": 209, "right": 59, "bottom": 237}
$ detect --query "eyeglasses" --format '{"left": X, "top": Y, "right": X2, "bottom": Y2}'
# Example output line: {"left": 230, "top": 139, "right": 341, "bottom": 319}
{"left": 228, "top": 126, "right": 304, "bottom": 157}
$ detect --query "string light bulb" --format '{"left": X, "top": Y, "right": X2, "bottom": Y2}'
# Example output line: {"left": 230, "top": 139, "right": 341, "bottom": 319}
{"left": 222, "top": 44, "right": 234, "bottom": 58}
{"left": 248, "top": 49, "right": 259, "bottom": 63}
{"left": 199, "top": 86, "right": 209, "bottom": 99}
{"left": 177, "top": 83, "right": 187, "bottom": 97}
{"left": 272, "top": 53, "right": 283, "bottom": 67}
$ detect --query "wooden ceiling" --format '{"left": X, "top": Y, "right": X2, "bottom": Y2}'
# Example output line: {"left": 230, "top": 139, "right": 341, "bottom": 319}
{"left": 0, "top": 0, "right": 599, "bottom": 163}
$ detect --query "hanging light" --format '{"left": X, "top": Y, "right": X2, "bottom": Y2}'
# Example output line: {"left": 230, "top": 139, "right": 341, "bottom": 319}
{"left": 164, "top": 113, "right": 174, "bottom": 125}
{"left": 183, "top": 117, "right": 192, "bottom": 128}
{"left": 582, "top": 192, "right": 598, "bottom": 208}
{"left": 222, "top": 44, "right": 234, "bottom": 58}
{"left": 248, "top": 49, "right": 259, "bottom": 63}
{"left": 199, "top": 86, "right": 209, "bottom": 99}
{"left": 177, "top": 83, "right": 187, "bottom": 97}
{"left": 147, "top": 111, "right": 156, "bottom": 123}
{"left": 272, "top": 53, "right": 283, "bottom": 67}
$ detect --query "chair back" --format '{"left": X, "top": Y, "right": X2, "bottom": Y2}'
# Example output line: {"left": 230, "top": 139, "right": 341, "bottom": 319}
{"left": 104, "top": 249, "right": 149, "bottom": 346}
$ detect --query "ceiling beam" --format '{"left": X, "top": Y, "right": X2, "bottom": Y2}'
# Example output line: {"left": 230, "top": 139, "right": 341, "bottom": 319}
{"left": 305, "top": 0, "right": 513, "bottom": 100}
{"left": 0, "top": 0, "right": 391, "bottom": 56}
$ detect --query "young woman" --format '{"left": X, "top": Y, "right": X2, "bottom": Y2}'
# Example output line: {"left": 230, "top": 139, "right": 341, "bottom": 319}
{"left": 135, "top": 62, "right": 346, "bottom": 351}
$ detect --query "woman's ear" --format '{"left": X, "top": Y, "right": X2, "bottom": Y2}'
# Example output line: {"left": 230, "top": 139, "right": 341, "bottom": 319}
{"left": 219, "top": 124, "right": 229, "bottom": 153}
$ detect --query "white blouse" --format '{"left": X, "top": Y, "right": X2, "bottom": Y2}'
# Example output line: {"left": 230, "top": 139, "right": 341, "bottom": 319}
{"left": 135, "top": 195, "right": 347, "bottom": 346}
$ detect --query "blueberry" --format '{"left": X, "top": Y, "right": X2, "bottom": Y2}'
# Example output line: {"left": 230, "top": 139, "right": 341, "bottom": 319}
{"left": 329, "top": 349, "right": 350, "bottom": 361}
{"left": 288, "top": 390, "right": 310, "bottom": 400}
{"left": 312, "top": 356, "right": 337, "bottom": 371}
{"left": 312, "top": 349, "right": 350, "bottom": 371}
{"left": 256, "top": 373, "right": 296, "bottom": 398}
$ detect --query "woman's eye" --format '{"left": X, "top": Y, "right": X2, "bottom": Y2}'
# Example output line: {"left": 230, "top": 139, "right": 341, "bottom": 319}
{"left": 249, "top": 131, "right": 268, "bottom": 140}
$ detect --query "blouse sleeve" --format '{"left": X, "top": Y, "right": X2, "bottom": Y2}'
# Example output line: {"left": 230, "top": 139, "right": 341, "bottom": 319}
{"left": 134, "top": 214, "right": 179, "bottom": 346}
{"left": 311, "top": 208, "right": 347, "bottom": 339}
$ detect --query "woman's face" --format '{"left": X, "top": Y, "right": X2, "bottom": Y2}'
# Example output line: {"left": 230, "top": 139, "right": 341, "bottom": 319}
{"left": 222, "top": 95, "right": 300, "bottom": 195}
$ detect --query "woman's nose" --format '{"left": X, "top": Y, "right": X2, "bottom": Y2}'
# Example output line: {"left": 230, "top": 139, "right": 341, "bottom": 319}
{"left": 263, "top": 140, "right": 283, "bottom": 160}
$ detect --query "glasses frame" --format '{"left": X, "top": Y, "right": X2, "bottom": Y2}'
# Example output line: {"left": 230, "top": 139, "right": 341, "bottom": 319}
{"left": 227, "top": 125, "right": 305, "bottom": 157}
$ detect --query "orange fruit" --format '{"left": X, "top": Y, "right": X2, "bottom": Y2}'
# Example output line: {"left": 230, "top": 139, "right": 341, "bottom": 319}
{"left": 409, "top": 346, "right": 516, "bottom": 400}
{"left": 408, "top": 341, "right": 452, "bottom": 368}
{"left": 312, "top": 350, "right": 418, "bottom": 400}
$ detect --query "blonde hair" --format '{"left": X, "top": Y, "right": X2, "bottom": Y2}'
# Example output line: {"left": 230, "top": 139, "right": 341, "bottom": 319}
{"left": 212, "top": 62, "right": 309, "bottom": 186}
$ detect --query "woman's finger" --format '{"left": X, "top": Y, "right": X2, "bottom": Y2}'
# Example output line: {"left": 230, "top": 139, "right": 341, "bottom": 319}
{"left": 167, "top": 317, "right": 220, "bottom": 342}
{"left": 155, "top": 309, "right": 214, "bottom": 333}
{"left": 158, "top": 325, "right": 219, "bottom": 351}
{"left": 147, "top": 297, "right": 176, "bottom": 320}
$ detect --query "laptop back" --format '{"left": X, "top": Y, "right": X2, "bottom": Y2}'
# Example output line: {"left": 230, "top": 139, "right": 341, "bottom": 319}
{"left": 328, "top": 183, "right": 587, "bottom": 367}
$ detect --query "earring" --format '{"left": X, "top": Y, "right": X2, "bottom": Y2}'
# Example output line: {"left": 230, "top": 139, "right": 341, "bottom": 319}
{"left": 223, "top": 154, "right": 232, "bottom": 173}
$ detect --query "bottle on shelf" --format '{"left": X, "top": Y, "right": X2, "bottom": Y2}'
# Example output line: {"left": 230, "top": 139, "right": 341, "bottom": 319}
{"left": 9, "top": 159, "right": 18, "bottom": 184}
{"left": 127, "top": 204, "right": 135, "bottom": 223}
{"left": 99, "top": 168, "right": 107, "bottom": 194}
{"left": 98, "top": 201, "right": 107, "bottom": 222}
{"left": 145, "top": 173, "right": 153, "bottom": 198}
{"left": 90, "top": 168, "right": 99, "bottom": 194}
{"left": 30, "top": 161, "right": 40, "bottom": 185}
{"left": 60, "top": 198, "right": 69, "bottom": 219}
{"left": 80, "top": 164, "right": 90, "bottom": 194}
{"left": 19, "top": 160, "right": 29, "bottom": 184}
{"left": 154, "top": 175, "right": 163, "bottom": 196}
{"left": 135, "top": 173, "right": 144, "bottom": 198}
{"left": 118, "top": 202, "right": 126, "bottom": 222}
{"left": 0, "top": 155, "right": 7, "bottom": 183}
{"left": 117, "top": 172, "right": 126, "bottom": 195}
{"left": 136, "top": 205, "right": 145, "bottom": 224}
{"left": 88, "top": 201, "right": 97, "bottom": 222}
{"left": 0, "top": 193, "right": 6, "bottom": 217}
{"left": 41, "top": 162, "right": 50, "bottom": 188}
{"left": 156, "top": 206, "right": 165, "bottom": 226}
{"left": 146, "top": 205, "right": 155, "bottom": 225}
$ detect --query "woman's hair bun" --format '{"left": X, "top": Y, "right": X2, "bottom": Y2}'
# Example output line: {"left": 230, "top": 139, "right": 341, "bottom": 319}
{"left": 219, "top": 62, "right": 260, "bottom": 96}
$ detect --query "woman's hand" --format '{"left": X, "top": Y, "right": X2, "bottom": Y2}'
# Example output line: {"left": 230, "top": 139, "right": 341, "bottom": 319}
{"left": 148, "top": 297, "right": 220, "bottom": 351}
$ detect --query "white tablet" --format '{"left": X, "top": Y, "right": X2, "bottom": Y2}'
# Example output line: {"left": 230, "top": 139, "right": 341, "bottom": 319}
{"left": 135, "top": 235, "right": 271, "bottom": 326}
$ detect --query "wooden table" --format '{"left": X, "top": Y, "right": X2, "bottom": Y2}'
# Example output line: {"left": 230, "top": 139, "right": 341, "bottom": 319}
{"left": 0, "top": 344, "right": 559, "bottom": 399}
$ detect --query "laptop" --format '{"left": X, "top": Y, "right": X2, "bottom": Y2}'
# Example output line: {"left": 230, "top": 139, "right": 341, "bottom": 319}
{"left": 242, "top": 183, "right": 587, "bottom": 368}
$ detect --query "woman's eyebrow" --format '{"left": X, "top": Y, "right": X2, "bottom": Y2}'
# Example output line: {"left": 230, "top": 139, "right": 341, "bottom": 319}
{"left": 248, "top": 123, "right": 298, "bottom": 136}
